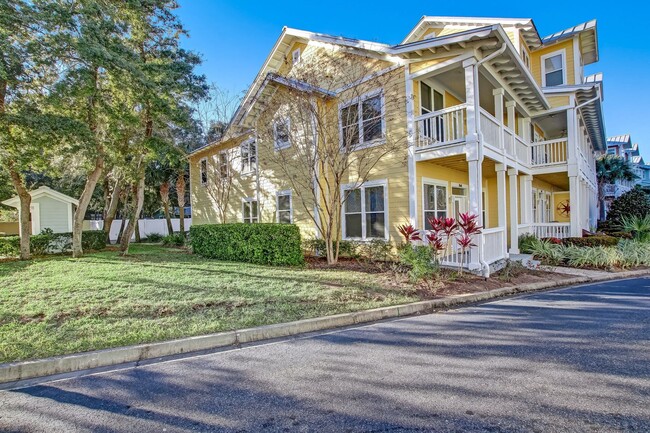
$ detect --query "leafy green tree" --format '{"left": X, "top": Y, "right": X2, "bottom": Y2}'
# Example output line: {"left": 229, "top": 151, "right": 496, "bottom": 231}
{"left": 606, "top": 186, "right": 650, "bottom": 228}
{"left": 596, "top": 155, "right": 638, "bottom": 221}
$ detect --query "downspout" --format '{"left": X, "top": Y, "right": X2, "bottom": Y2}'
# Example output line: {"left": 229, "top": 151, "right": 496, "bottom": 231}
{"left": 472, "top": 43, "right": 507, "bottom": 277}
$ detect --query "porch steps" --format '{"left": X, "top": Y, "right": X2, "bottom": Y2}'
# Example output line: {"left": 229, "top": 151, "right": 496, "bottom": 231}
{"left": 508, "top": 253, "right": 541, "bottom": 270}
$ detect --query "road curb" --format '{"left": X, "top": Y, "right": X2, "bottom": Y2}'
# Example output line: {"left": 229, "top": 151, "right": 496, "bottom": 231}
{"left": 1, "top": 269, "right": 648, "bottom": 386}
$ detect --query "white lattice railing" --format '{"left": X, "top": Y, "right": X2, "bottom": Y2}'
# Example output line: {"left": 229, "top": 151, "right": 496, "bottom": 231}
{"left": 503, "top": 128, "right": 515, "bottom": 158}
{"left": 479, "top": 109, "right": 500, "bottom": 148}
{"left": 520, "top": 223, "right": 571, "bottom": 239}
{"left": 515, "top": 135, "right": 529, "bottom": 165}
{"left": 530, "top": 138, "right": 568, "bottom": 167}
{"left": 483, "top": 227, "right": 506, "bottom": 264}
{"left": 416, "top": 104, "right": 467, "bottom": 148}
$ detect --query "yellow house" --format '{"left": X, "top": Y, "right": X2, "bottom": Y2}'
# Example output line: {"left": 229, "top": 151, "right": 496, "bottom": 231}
{"left": 189, "top": 16, "right": 605, "bottom": 275}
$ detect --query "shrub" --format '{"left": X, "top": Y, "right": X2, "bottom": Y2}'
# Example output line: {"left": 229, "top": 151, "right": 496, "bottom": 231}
{"left": 303, "top": 238, "right": 359, "bottom": 258}
{"left": 358, "top": 239, "right": 393, "bottom": 263}
{"left": 498, "top": 259, "right": 526, "bottom": 282}
{"left": 528, "top": 238, "right": 565, "bottom": 265}
{"left": 619, "top": 215, "right": 650, "bottom": 242}
{"left": 0, "top": 230, "right": 106, "bottom": 257}
{"left": 608, "top": 231, "right": 633, "bottom": 240}
{"left": 563, "top": 236, "right": 619, "bottom": 248}
{"left": 518, "top": 233, "right": 538, "bottom": 254}
{"left": 145, "top": 232, "right": 164, "bottom": 243}
{"left": 80, "top": 230, "right": 107, "bottom": 251}
{"left": 162, "top": 233, "right": 186, "bottom": 247}
{"left": 606, "top": 187, "right": 650, "bottom": 228}
{"left": 618, "top": 240, "right": 650, "bottom": 267}
{"left": 398, "top": 244, "right": 438, "bottom": 282}
{"left": 0, "top": 236, "right": 20, "bottom": 257}
{"left": 562, "top": 244, "right": 622, "bottom": 269}
{"left": 191, "top": 223, "right": 304, "bottom": 266}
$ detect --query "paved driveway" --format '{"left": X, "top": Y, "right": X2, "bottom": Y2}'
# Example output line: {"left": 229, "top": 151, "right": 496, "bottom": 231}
{"left": 1, "top": 278, "right": 649, "bottom": 432}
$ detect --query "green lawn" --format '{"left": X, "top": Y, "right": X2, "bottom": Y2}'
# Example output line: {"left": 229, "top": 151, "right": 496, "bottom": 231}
{"left": 0, "top": 244, "right": 420, "bottom": 363}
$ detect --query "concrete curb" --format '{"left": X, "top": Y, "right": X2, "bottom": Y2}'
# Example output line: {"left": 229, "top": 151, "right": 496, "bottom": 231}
{"left": 1, "top": 269, "right": 648, "bottom": 386}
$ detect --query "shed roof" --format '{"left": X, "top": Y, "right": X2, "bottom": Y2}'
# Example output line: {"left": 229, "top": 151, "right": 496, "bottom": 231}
{"left": 1, "top": 186, "right": 79, "bottom": 208}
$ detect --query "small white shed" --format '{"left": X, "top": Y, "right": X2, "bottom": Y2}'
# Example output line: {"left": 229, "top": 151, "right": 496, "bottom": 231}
{"left": 2, "top": 186, "right": 78, "bottom": 235}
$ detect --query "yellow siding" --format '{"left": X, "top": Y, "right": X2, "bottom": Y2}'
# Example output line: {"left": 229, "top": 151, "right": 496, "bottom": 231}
{"left": 546, "top": 95, "right": 570, "bottom": 108}
{"left": 415, "top": 162, "right": 469, "bottom": 229}
{"left": 531, "top": 39, "right": 575, "bottom": 86}
{"left": 409, "top": 56, "right": 455, "bottom": 75}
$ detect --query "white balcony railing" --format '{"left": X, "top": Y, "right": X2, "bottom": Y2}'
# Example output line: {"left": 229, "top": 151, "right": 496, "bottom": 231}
{"left": 530, "top": 138, "right": 568, "bottom": 167}
{"left": 520, "top": 223, "right": 571, "bottom": 239}
{"left": 479, "top": 109, "right": 501, "bottom": 149}
{"left": 415, "top": 104, "right": 467, "bottom": 148}
{"left": 483, "top": 227, "right": 506, "bottom": 264}
{"left": 503, "top": 128, "right": 515, "bottom": 158}
{"left": 515, "top": 135, "right": 529, "bottom": 165}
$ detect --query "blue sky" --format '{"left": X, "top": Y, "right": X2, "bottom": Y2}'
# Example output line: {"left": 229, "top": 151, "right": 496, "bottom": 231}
{"left": 176, "top": 0, "right": 649, "bottom": 159}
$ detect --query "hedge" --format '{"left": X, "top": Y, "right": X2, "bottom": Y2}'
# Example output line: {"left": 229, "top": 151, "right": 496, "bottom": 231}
{"left": 563, "top": 236, "right": 620, "bottom": 248}
{"left": 0, "top": 230, "right": 107, "bottom": 257}
{"left": 190, "top": 223, "right": 304, "bottom": 266}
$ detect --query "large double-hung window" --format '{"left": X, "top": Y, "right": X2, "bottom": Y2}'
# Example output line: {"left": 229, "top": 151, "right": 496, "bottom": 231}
{"left": 340, "top": 91, "right": 384, "bottom": 149}
{"left": 542, "top": 51, "right": 566, "bottom": 87}
{"left": 240, "top": 140, "right": 257, "bottom": 173}
{"left": 343, "top": 181, "right": 387, "bottom": 240}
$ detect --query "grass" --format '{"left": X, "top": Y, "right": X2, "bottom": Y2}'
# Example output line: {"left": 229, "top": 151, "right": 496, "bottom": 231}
{"left": 0, "top": 244, "right": 421, "bottom": 363}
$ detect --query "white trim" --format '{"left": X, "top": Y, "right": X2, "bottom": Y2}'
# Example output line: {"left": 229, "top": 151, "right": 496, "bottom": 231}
{"left": 2, "top": 186, "right": 79, "bottom": 208}
{"left": 31, "top": 203, "right": 41, "bottom": 235}
{"left": 541, "top": 49, "right": 567, "bottom": 88}
{"left": 241, "top": 196, "right": 259, "bottom": 224}
{"left": 341, "top": 179, "right": 389, "bottom": 241}
{"left": 276, "top": 190, "right": 293, "bottom": 224}
{"left": 239, "top": 138, "right": 257, "bottom": 175}
{"left": 67, "top": 203, "right": 73, "bottom": 232}
{"left": 573, "top": 36, "right": 582, "bottom": 85}
{"left": 338, "top": 88, "right": 386, "bottom": 151}
{"left": 198, "top": 157, "right": 208, "bottom": 187}
{"left": 405, "top": 71, "right": 417, "bottom": 226}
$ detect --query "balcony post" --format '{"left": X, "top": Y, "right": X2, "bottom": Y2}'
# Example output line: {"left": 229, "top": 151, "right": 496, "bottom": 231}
{"left": 495, "top": 163, "right": 508, "bottom": 255}
{"left": 569, "top": 175, "right": 581, "bottom": 236}
{"left": 522, "top": 117, "right": 532, "bottom": 143}
{"left": 505, "top": 101, "right": 516, "bottom": 132}
{"left": 508, "top": 168, "right": 519, "bottom": 254}
{"left": 462, "top": 57, "right": 480, "bottom": 145}
{"left": 493, "top": 89, "right": 505, "bottom": 150}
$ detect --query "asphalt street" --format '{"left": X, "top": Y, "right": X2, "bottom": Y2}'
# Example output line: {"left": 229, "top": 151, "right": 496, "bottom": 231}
{"left": 1, "top": 278, "right": 649, "bottom": 432}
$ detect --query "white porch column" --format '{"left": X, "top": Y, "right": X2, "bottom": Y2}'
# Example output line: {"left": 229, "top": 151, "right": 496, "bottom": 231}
{"left": 520, "top": 174, "right": 533, "bottom": 226}
{"left": 493, "top": 89, "right": 505, "bottom": 150}
{"left": 522, "top": 117, "right": 532, "bottom": 142}
{"left": 505, "top": 100, "right": 516, "bottom": 131}
{"left": 569, "top": 175, "right": 581, "bottom": 236}
{"left": 508, "top": 168, "right": 519, "bottom": 254}
{"left": 463, "top": 57, "right": 483, "bottom": 271}
{"left": 405, "top": 69, "right": 417, "bottom": 226}
{"left": 496, "top": 163, "right": 508, "bottom": 255}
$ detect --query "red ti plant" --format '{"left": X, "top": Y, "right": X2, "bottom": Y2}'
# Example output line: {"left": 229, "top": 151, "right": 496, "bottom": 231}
{"left": 428, "top": 216, "right": 459, "bottom": 261}
{"left": 455, "top": 212, "right": 482, "bottom": 274}
{"left": 397, "top": 223, "right": 421, "bottom": 243}
{"left": 425, "top": 231, "right": 445, "bottom": 259}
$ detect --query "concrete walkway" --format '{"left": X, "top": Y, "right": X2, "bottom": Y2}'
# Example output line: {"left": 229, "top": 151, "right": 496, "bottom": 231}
{"left": 1, "top": 278, "right": 649, "bottom": 432}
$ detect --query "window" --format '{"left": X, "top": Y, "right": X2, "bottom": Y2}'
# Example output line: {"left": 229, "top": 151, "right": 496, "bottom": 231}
{"left": 343, "top": 181, "right": 387, "bottom": 240}
{"left": 199, "top": 158, "right": 208, "bottom": 186}
{"left": 276, "top": 191, "right": 292, "bottom": 224}
{"left": 242, "top": 198, "right": 258, "bottom": 224}
{"left": 532, "top": 189, "right": 552, "bottom": 223}
{"left": 542, "top": 51, "right": 565, "bottom": 87}
{"left": 240, "top": 140, "right": 257, "bottom": 173}
{"left": 218, "top": 151, "right": 229, "bottom": 179}
{"left": 292, "top": 48, "right": 301, "bottom": 64}
{"left": 339, "top": 91, "right": 384, "bottom": 149}
{"left": 521, "top": 49, "right": 530, "bottom": 69}
{"left": 420, "top": 82, "right": 445, "bottom": 141}
{"left": 423, "top": 181, "right": 447, "bottom": 230}
{"left": 273, "top": 118, "right": 291, "bottom": 150}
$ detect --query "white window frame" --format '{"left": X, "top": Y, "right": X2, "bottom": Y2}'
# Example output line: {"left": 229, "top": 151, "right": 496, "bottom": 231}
{"left": 276, "top": 190, "right": 293, "bottom": 224}
{"left": 240, "top": 139, "right": 257, "bottom": 175}
{"left": 199, "top": 157, "right": 208, "bottom": 187}
{"left": 338, "top": 89, "right": 386, "bottom": 151}
{"left": 292, "top": 48, "right": 301, "bottom": 64}
{"left": 242, "top": 197, "right": 259, "bottom": 224}
{"left": 273, "top": 117, "right": 291, "bottom": 150}
{"left": 341, "top": 179, "right": 389, "bottom": 241}
{"left": 541, "top": 49, "right": 567, "bottom": 87}
{"left": 521, "top": 49, "right": 530, "bottom": 70}
{"left": 218, "top": 150, "right": 229, "bottom": 180}
{"left": 422, "top": 178, "right": 449, "bottom": 230}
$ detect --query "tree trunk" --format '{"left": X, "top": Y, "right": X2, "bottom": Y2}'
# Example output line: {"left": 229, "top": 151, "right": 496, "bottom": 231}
{"left": 176, "top": 172, "right": 186, "bottom": 236}
{"left": 160, "top": 181, "right": 173, "bottom": 235}
{"left": 120, "top": 169, "right": 145, "bottom": 254}
{"left": 72, "top": 158, "right": 104, "bottom": 257}
{"left": 7, "top": 163, "right": 31, "bottom": 260}
{"left": 104, "top": 180, "right": 122, "bottom": 243}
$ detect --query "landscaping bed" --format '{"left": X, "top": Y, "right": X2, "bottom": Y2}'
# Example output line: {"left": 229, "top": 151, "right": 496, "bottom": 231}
{"left": 1, "top": 244, "right": 570, "bottom": 364}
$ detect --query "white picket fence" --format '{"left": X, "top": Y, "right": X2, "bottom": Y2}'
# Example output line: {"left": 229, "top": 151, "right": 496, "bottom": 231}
{"left": 84, "top": 218, "right": 192, "bottom": 242}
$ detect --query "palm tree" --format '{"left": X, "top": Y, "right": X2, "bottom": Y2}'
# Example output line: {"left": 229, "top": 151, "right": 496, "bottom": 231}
{"left": 596, "top": 155, "right": 638, "bottom": 221}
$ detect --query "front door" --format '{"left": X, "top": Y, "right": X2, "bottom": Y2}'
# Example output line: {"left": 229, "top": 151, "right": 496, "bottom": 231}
{"left": 451, "top": 185, "right": 469, "bottom": 219}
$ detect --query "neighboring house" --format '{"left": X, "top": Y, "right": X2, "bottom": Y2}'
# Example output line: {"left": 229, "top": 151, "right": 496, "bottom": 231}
{"left": 1, "top": 186, "right": 78, "bottom": 236}
{"left": 603, "top": 135, "right": 649, "bottom": 210}
{"left": 189, "top": 16, "right": 605, "bottom": 272}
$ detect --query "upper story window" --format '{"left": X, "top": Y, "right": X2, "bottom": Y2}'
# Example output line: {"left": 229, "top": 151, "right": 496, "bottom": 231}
{"left": 199, "top": 158, "right": 208, "bottom": 186}
{"left": 273, "top": 117, "right": 291, "bottom": 150}
{"left": 521, "top": 49, "right": 530, "bottom": 70}
{"left": 240, "top": 140, "right": 257, "bottom": 174}
{"left": 292, "top": 48, "right": 301, "bottom": 64}
{"left": 541, "top": 50, "right": 566, "bottom": 87}
{"left": 218, "top": 151, "right": 229, "bottom": 179}
{"left": 339, "top": 90, "right": 384, "bottom": 149}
